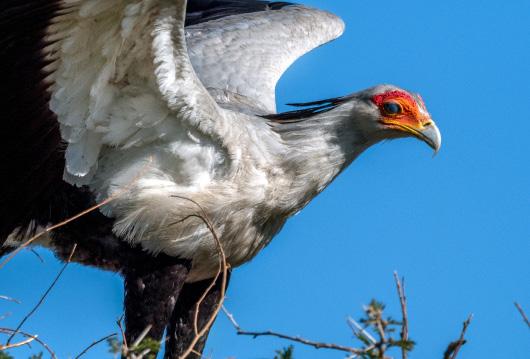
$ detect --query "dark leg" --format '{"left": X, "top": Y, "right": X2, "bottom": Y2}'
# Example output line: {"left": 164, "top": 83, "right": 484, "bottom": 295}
{"left": 124, "top": 253, "right": 191, "bottom": 352}
{"left": 164, "top": 270, "right": 231, "bottom": 359}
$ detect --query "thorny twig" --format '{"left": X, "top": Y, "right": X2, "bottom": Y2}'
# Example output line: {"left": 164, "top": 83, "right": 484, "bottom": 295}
{"left": 5, "top": 243, "right": 77, "bottom": 345}
{"left": 74, "top": 333, "right": 117, "bottom": 359}
{"left": 444, "top": 314, "right": 473, "bottom": 359}
{"left": 0, "top": 327, "right": 57, "bottom": 359}
{"left": 171, "top": 196, "right": 229, "bottom": 359}
{"left": 514, "top": 302, "right": 530, "bottom": 329}
{"left": 394, "top": 271, "right": 409, "bottom": 359}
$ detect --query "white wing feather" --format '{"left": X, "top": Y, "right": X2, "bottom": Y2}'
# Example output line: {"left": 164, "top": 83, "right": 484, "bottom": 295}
{"left": 186, "top": 5, "right": 345, "bottom": 113}
{"left": 46, "top": 0, "right": 226, "bottom": 184}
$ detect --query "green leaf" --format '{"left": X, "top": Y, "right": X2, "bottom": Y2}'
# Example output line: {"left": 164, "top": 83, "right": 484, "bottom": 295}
{"left": 274, "top": 345, "right": 294, "bottom": 359}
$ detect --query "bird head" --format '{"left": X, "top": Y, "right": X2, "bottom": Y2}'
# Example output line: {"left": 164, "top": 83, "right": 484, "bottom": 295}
{"left": 354, "top": 85, "right": 441, "bottom": 153}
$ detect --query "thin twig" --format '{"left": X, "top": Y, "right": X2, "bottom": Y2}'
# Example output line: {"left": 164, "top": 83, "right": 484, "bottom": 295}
{"left": 514, "top": 302, "right": 530, "bottom": 329}
{"left": 445, "top": 314, "right": 473, "bottom": 359}
{"left": 74, "top": 333, "right": 117, "bottom": 359}
{"left": 174, "top": 196, "right": 229, "bottom": 359}
{"left": 0, "top": 328, "right": 57, "bottom": 359}
{"left": 193, "top": 266, "right": 221, "bottom": 336}
{"left": 6, "top": 243, "right": 77, "bottom": 344}
{"left": 0, "top": 296, "right": 20, "bottom": 304}
{"left": 29, "top": 248, "right": 45, "bottom": 263}
{"left": 222, "top": 306, "right": 367, "bottom": 355}
{"left": 116, "top": 314, "right": 128, "bottom": 354}
{"left": 0, "top": 197, "right": 111, "bottom": 268}
{"left": 0, "top": 335, "right": 35, "bottom": 350}
{"left": 394, "top": 271, "right": 409, "bottom": 359}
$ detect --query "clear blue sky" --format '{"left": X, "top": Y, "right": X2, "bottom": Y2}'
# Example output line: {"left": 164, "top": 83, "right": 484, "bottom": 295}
{"left": 2, "top": 0, "right": 529, "bottom": 358}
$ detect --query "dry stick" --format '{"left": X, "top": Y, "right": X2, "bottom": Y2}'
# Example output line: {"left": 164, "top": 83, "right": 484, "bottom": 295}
{"left": 514, "top": 302, "right": 530, "bottom": 329}
{"left": 0, "top": 157, "right": 153, "bottom": 270}
{"left": 193, "top": 265, "right": 221, "bottom": 336}
{"left": 0, "top": 296, "right": 20, "bottom": 304}
{"left": 5, "top": 243, "right": 77, "bottom": 345}
{"left": 393, "top": 271, "right": 409, "bottom": 359}
{"left": 0, "top": 328, "right": 57, "bottom": 359}
{"left": 116, "top": 315, "right": 129, "bottom": 357}
{"left": 171, "top": 196, "right": 229, "bottom": 359}
{"left": 222, "top": 306, "right": 366, "bottom": 355}
{"left": 74, "top": 333, "right": 117, "bottom": 359}
{"left": 448, "top": 314, "right": 473, "bottom": 359}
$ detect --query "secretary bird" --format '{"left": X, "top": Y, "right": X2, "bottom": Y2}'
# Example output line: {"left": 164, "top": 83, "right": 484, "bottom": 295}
{"left": 0, "top": 0, "right": 441, "bottom": 357}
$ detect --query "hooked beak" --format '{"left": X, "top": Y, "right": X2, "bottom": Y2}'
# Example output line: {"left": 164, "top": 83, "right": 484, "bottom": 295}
{"left": 418, "top": 122, "right": 442, "bottom": 154}
{"left": 386, "top": 121, "right": 442, "bottom": 154}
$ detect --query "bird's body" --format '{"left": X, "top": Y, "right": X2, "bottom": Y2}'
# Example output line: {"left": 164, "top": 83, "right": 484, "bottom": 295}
{"left": 1, "top": 0, "right": 441, "bottom": 355}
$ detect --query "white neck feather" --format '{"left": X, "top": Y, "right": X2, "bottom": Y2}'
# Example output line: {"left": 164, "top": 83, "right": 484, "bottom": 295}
{"left": 274, "top": 102, "right": 377, "bottom": 214}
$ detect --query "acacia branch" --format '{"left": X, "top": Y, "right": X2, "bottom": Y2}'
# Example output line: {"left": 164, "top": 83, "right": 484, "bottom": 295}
{"left": 222, "top": 306, "right": 367, "bottom": 355}
{"left": 5, "top": 243, "right": 77, "bottom": 345}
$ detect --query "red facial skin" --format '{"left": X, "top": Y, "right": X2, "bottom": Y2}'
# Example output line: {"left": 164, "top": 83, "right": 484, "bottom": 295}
{"left": 371, "top": 90, "right": 432, "bottom": 129}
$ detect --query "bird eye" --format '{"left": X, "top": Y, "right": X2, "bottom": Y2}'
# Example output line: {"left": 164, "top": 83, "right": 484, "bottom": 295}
{"left": 383, "top": 102, "right": 402, "bottom": 115}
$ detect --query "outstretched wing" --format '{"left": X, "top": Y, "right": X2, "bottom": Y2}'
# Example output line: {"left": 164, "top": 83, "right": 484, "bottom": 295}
{"left": 186, "top": 3, "right": 345, "bottom": 113}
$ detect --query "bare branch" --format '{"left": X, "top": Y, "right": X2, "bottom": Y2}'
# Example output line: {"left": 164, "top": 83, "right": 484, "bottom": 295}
{"left": 0, "top": 327, "right": 57, "bottom": 359}
{"left": 394, "top": 271, "right": 409, "bottom": 359}
{"left": 444, "top": 314, "right": 473, "bottom": 359}
{"left": 74, "top": 333, "right": 117, "bottom": 359}
{"left": 6, "top": 243, "right": 77, "bottom": 345}
{"left": 222, "top": 306, "right": 367, "bottom": 355}
{"left": 514, "top": 302, "right": 530, "bottom": 329}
